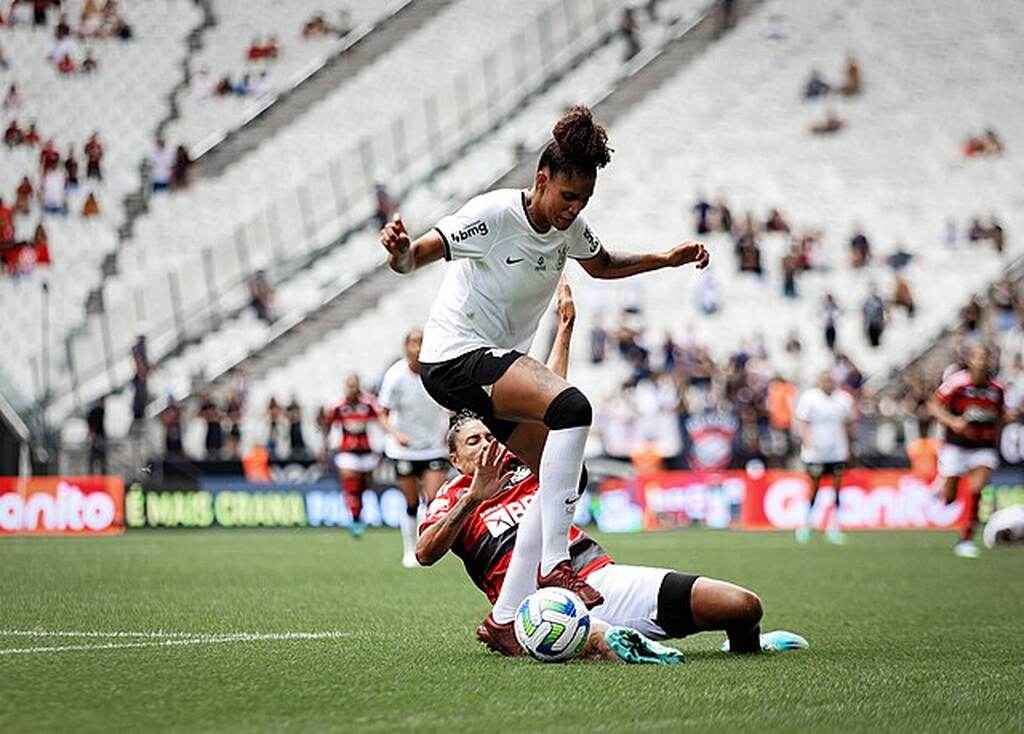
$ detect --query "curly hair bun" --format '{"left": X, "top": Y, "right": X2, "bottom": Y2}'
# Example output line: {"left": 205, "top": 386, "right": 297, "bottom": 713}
{"left": 551, "top": 105, "right": 611, "bottom": 170}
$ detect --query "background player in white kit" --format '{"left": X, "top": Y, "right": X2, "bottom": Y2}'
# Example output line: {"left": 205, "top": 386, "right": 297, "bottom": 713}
{"left": 380, "top": 105, "right": 710, "bottom": 632}
{"left": 794, "top": 370, "right": 856, "bottom": 545}
{"left": 377, "top": 329, "right": 450, "bottom": 568}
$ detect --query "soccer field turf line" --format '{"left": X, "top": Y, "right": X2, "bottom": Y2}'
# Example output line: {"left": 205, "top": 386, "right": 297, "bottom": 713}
{"left": 1, "top": 529, "right": 1021, "bottom": 733}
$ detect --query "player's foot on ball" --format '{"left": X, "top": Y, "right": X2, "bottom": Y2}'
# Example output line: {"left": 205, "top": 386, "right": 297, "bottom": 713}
{"left": 795, "top": 526, "right": 811, "bottom": 544}
{"left": 953, "top": 540, "right": 980, "bottom": 558}
{"left": 537, "top": 562, "right": 604, "bottom": 609}
{"left": 401, "top": 552, "right": 418, "bottom": 568}
{"left": 605, "top": 627, "right": 684, "bottom": 665}
{"left": 347, "top": 520, "right": 365, "bottom": 539}
{"left": 721, "top": 630, "right": 809, "bottom": 653}
{"left": 475, "top": 613, "right": 526, "bottom": 657}
{"left": 825, "top": 526, "right": 846, "bottom": 545}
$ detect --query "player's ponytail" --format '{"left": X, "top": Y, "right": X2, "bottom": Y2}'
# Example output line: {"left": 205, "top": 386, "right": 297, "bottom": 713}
{"left": 538, "top": 105, "right": 612, "bottom": 179}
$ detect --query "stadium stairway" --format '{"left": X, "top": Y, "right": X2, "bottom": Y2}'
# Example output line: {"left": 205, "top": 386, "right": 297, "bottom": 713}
{"left": 190, "top": 0, "right": 456, "bottom": 180}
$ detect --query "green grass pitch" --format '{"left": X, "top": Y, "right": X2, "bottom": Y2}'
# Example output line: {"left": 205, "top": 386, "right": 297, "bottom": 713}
{"left": 2, "top": 529, "right": 1022, "bottom": 733}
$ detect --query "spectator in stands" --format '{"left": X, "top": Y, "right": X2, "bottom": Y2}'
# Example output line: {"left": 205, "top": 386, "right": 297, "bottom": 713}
{"left": 87, "top": 397, "right": 107, "bottom": 475}
{"left": 810, "top": 109, "right": 845, "bottom": 135}
{"left": 715, "top": 199, "right": 733, "bottom": 233}
{"left": 247, "top": 36, "right": 280, "bottom": 61}
{"left": 161, "top": 397, "right": 184, "bottom": 458}
{"left": 764, "top": 208, "right": 790, "bottom": 233}
{"left": 198, "top": 392, "right": 223, "bottom": 459}
{"left": 23, "top": 122, "right": 40, "bottom": 147}
{"left": 3, "top": 120, "right": 21, "bottom": 147}
{"left": 81, "top": 48, "right": 98, "bottom": 74}
{"left": 14, "top": 176, "right": 33, "bottom": 215}
{"left": 303, "top": 12, "right": 340, "bottom": 38}
{"left": 40, "top": 166, "right": 67, "bottom": 215}
{"left": 224, "top": 392, "right": 243, "bottom": 459}
{"left": 267, "top": 397, "right": 284, "bottom": 458}
{"left": 249, "top": 269, "right": 274, "bottom": 323}
{"left": 803, "top": 69, "right": 830, "bottom": 99}
{"left": 849, "top": 228, "right": 871, "bottom": 268}
{"left": 131, "top": 334, "right": 149, "bottom": 422}
{"left": 620, "top": 7, "right": 640, "bottom": 61}
{"left": 287, "top": 399, "right": 308, "bottom": 460}
{"left": 982, "top": 129, "right": 1004, "bottom": 155}
{"left": 693, "top": 196, "right": 712, "bottom": 234}
{"left": 0, "top": 197, "right": 13, "bottom": 246}
{"left": 32, "top": 223, "right": 50, "bottom": 266}
{"left": 84, "top": 132, "right": 103, "bottom": 180}
{"left": 782, "top": 248, "right": 799, "bottom": 299}
{"left": 149, "top": 138, "right": 174, "bottom": 192}
{"left": 81, "top": 191, "right": 100, "bottom": 217}
{"left": 891, "top": 274, "right": 915, "bottom": 318}
{"left": 32, "top": 0, "right": 48, "bottom": 27}
{"left": 2, "top": 83, "right": 19, "bottom": 110}
{"left": 989, "top": 216, "right": 1005, "bottom": 253}
{"left": 961, "top": 297, "right": 983, "bottom": 339}
{"left": 374, "top": 183, "right": 397, "bottom": 229}
{"left": 171, "top": 145, "right": 191, "bottom": 189}
{"left": 589, "top": 318, "right": 606, "bottom": 364}
{"left": 837, "top": 54, "right": 861, "bottom": 96}
{"left": 250, "top": 70, "right": 272, "bottom": 99}
{"left": 991, "top": 278, "right": 1018, "bottom": 333}
{"left": 54, "top": 11, "right": 70, "bottom": 40}
{"left": 736, "top": 233, "right": 763, "bottom": 277}
{"left": 823, "top": 293, "right": 840, "bottom": 351}
{"left": 39, "top": 138, "right": 59, "bottom": 171}
{"left": 863, "top": 286, "right": 887, "bottom": 347}
{"left": 57, "top": 52, "right": 76, "bottom": 75}
{"left": 64, "top": 145, "right": 79, "bottom": 190}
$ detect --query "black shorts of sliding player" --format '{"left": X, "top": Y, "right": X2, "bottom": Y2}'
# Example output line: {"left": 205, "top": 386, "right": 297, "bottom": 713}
{"left": 420, "top": 347, "right": 524, "bottom": 443}
{"left": 654, "top": 572, "right": 701, "bottom": 638}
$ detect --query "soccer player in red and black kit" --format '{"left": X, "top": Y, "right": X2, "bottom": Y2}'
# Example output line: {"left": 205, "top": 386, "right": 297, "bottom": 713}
{"left": 929, "top": 344, "right": 1005, "bottom": 558}
{"left": 323, "top": 374, "right": 382, "bottom": 537}
{"left": 416, "top": 281, "right": 807, "bottom": 659}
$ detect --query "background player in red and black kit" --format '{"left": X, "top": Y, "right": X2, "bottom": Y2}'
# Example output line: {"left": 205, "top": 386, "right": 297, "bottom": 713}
{"left": 323, "top": 374, "right": 383, "bottom": 537}
{"left": 929, "top": 344, "right": 1005, "bottom": 558}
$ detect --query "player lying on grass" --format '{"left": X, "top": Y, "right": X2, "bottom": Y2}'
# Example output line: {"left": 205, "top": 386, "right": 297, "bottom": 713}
{"left": 416, "top": 281, "right": 807, "bottom": 660}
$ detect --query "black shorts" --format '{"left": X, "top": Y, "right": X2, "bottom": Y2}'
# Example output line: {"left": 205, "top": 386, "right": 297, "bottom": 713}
{"left": 655, "top": 572, "right": 701, "bottom": 638}
{"left": 392, "top": 457, "right": 448, "bottom": 478}
{"left": 420, "top": 347, "right": 524, "bottom": 443}
{"left": 806, "top": 461, "right": 847, "bottom": 479}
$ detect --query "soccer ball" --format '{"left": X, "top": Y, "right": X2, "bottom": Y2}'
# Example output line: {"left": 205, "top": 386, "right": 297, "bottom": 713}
{"left": 514, "top": 587, "right": 591, "bottom": 663}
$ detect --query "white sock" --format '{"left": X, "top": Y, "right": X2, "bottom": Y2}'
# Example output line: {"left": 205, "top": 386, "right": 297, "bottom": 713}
{"left": 400, "top": 511, "right": 418, "bottom": 557}
{"left": 538, "top": 425, "right": 588, "bottom": 575}
{"left": 491, "top": 491, "right": 543, "bottom": 623}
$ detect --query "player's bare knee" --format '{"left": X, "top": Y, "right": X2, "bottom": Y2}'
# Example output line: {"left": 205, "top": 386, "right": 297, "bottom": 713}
{"left": 736, "top": 590, "right": 763, "bottom": 625}
{"left": 543, "top": 387, "right": 592, "bottom": 430}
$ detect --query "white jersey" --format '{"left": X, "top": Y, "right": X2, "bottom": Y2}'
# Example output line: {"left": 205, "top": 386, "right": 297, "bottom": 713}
{"left": 377, "top": 359, "right": 449, "bottom": 460}
{"left": 795, "top": 387, "right": 854, "bottom": 464}
{"left": 420, "top": 189, "right": 604, "bottom": 364}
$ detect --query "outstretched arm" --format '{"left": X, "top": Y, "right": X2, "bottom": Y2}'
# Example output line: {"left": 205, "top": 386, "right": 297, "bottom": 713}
{"left": 546, "top": 277, "right": 576, "bottom": 379}
{"left": 380, "top": 214, "right": 445, "bottom": 274}
{"left": 579, "top": 241, "right": 710, "bottom": 280}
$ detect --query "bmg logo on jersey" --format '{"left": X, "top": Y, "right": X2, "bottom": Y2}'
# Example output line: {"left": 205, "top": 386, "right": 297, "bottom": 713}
{"left": 450, "top": 220, "right": 489, "bottom": 243}
{"left": 481, "top": 494, "right": 534, "bottom": 537}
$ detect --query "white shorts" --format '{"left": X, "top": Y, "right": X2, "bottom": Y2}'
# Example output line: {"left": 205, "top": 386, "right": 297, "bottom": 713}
{"left": 584, "top": 564, "right": 672, "bottom": 640}
{"left": 334, "top": 452, "right": 380, "bottom": 473}
{"left": 937, "top": 444, "right": 999, "bottom": 478}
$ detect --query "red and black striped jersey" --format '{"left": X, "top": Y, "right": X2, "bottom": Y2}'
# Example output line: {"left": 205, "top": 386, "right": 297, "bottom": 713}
{"left": 325, "top": 396, "right": 378, "bottom": 454}
{"left": 420, "top": 454, "right": 611, "bottom": 603}
{"left": 934, "top": 370, "right": 1005, "bottom": 449}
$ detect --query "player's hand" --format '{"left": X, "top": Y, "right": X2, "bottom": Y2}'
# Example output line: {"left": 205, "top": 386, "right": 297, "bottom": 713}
{"left": 379, "top": 213, "right": 410, "bottom": 263}
{"left": 665, "top": 240, "right": 710, "bottom": 270}
{"left": 555, "top": 276, "right": 576, "bottom": 327}
{"left": 949, "top": 416, "right": 969, "bottom": 435}
{"left": 468, "top": 439, "right": 514, "bottom": 503}
{"left": 395, "top": 431, "right": 411, "bottom": 447}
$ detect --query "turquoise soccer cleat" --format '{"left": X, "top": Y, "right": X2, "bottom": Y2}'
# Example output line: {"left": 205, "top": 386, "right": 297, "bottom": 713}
{"left": 721, "top": 630, "right": 809, "bottom": 653}
{"left": 605, "top": 627, "right": 685, "bottom": 665}
{"left": 347, "top": 520, "right": 365, "bottom": 539}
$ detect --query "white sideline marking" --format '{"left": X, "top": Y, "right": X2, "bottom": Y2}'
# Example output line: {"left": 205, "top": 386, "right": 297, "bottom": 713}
{"left": 0, "top": 630, "right": 353, "bottom": 656}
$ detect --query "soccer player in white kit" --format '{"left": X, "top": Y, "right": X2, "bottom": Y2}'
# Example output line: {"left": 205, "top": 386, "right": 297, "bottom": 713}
{"left": 793, "top": 370, "right": 856, "bottom": 545}
{"left": 379, "top": 106, "right": 709, "bottom": 642}
{"left": 377, "top": 329, "right": 450, "bottom": 568}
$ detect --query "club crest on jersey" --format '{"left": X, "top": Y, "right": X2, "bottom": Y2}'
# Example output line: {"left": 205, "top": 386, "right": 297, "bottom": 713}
{"left": 534, "top": 255, "right": 546, "bottom": 271}
{"left": 481, "top": 495, "right": 534, "bottom": 537}
{"left": 450, "top": 220, "right": 488, "bottom": 243}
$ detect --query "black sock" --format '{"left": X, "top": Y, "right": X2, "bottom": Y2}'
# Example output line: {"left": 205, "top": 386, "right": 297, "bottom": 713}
{"left": 727, "top": 624, "right": 761, "bottom": 654}
{"left": 406, "top": 504, "right": 418, "bottom": 518}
